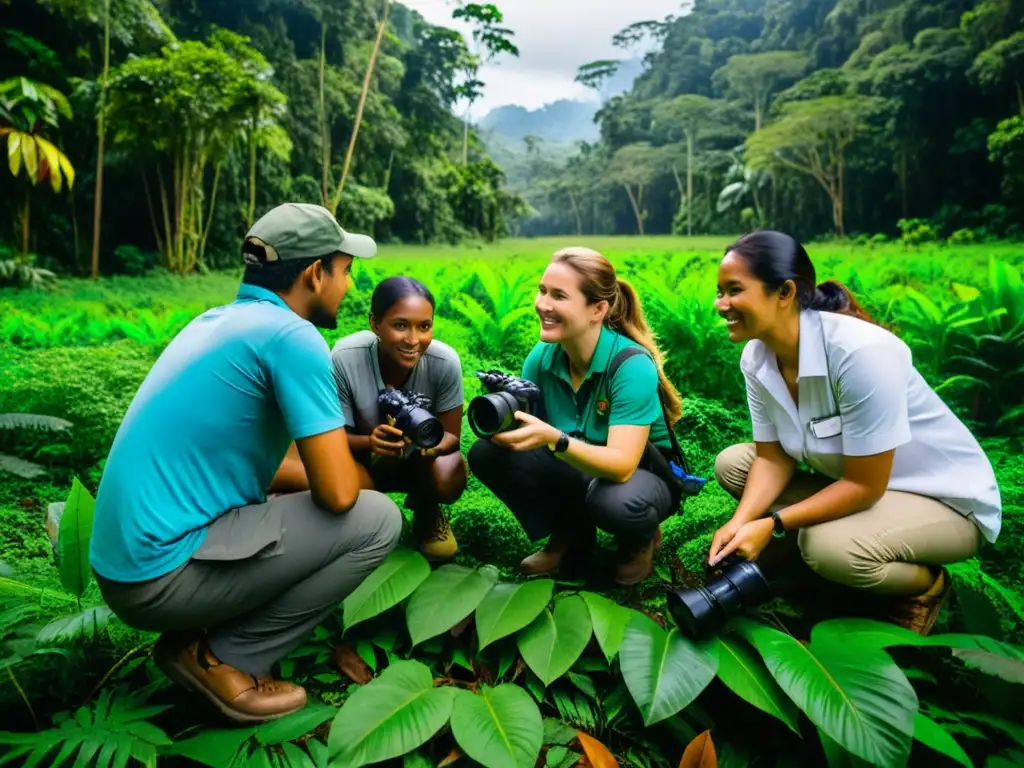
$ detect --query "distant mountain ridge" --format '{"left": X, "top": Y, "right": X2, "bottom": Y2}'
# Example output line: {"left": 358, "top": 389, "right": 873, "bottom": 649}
{"left": 478, "top": 100, "right": 599, "bottom": 143}
{"left": 477, "top": 57, "right": 643, "bottom": 145}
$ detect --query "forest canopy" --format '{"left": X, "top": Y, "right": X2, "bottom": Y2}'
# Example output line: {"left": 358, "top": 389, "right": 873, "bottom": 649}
{"left": 0, "top": 0, "right": 525, "bottom": 277}
{"left": 512, "top": 0, "right": 1024, "bottom": 242}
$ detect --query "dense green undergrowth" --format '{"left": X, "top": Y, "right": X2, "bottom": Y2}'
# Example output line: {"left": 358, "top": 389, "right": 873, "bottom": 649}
{"left": 1, "top": 239, "right": 1022, "bottom": 766}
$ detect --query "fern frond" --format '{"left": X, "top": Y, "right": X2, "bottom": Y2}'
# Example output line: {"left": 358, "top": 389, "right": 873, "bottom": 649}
{"left": 0, "top": 453, "right": 46, "bottom": 479}
{"left": 0, "top": 413, "right": 73, "bottom": 431}
{"left": 0, "top": 683, "right": 172, "bottom": 767}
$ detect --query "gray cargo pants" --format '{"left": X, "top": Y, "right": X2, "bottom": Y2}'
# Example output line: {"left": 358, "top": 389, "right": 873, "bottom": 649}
{"left": 468, "top": 439, "right": 673, "bottom": 545}
{"left": 95, "top": 490, "right": 402, "bottom": 677}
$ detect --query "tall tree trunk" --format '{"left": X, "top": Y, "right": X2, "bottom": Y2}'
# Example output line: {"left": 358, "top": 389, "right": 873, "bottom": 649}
{"left": 141, "top": 171, "right": 164, "bottom": 255}
{"left": 568, "top": 191, "right": 582, "bottom": 235}
{"left": 319, "top": 21, "right": 329, "bottom": 207}
{"left": 331, "top": 0, "right": 391, "bottom": 215}
{"left": 624, "top": 184, "right": 644, "bottom": 235}
{"left": 200, "top": 160, "right": 223, "bottom": 267}
{"left": 685, "top": 131, "right": 694, "bottom": 237}
{"left": 20, "top": 193, "right": 30, "bottom": 256}
{"left": 383, "top": 149, "right": 395, "bottom": 194}
{"left": 90, "top": 0, "right": 111, "bottom": 279}
{"left": 834, "top": 153, "right": 845, "bottom": 237}
{"left": 70, "top": 184, "right": 82, "bottom": 274}
{"left": 247, "top": 116, "right": 257, "bottom": 228}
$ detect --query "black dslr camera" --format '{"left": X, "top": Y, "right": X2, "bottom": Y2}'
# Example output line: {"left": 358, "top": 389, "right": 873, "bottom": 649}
{"left": 467, "top": 370, "right": 542, "bottom": 438}
{"left": 377, "top": 389, "right": 444, "bottom": 455}
{"left": 666, "top": 556, "right": 771, "bottom": 641}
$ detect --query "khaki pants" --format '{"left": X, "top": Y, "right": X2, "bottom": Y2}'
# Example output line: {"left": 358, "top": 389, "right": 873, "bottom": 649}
{"left": 714, "top": 443, "right": 981, "bottom": 596}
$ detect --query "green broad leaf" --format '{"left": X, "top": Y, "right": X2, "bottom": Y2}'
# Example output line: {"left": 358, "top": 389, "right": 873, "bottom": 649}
{"left": 58, "top": 477, "right": 96, "bottom": 598}
{"left": 327, "top": 660, "right": 455, "bottom": 766}
{"left": 255, "top": 701, "right": 337, "bottom": 745}
{"left": 545, "top": 745, "right": 581, "bottom": 768}
{"left": 737, "top": 619, "right": 917, "bottom": 767}
{"left": 716, "top": 635, "right": 799, "bottom": 733}
{"left": 403, "top": 751, "right": 433, "bottom": 768}
{"left": 280, "top": 741, "right": 318, "bottom": 768}
{"left": 951, "top": 648, "right": 1024, "bottom": 684}
{"left": 811, "top": 618, "right": 1024, "bottom": 683}
{"left": 405, "top": 564, "right": 499, "bottom": 646}
{"left": 818, "top": 729, "right": 873, "bottom": 767}
{"left": 450, "top": 684, "right": 543, "bottom": 768}
{"left": 913, "top": 713, "right": 972, "bottom": 767}
{"left": 618, "top": 612, "right": 718, "bottom": 727}
{"left": 37, "top": 606, "right": 114, "bottom": 643}
{"left": 580, "top": 591, "right": 631, "bottom": 663}
{"left": 476, "top": 580, "right": 554, "bottom": 651}
{"left": 342, "top": 548, "right": 431, "bottom": 631}
{"left": 163, "top": 728, "right": 255, "bottom": 766}
{"left": 542, "top": 717, "right": 577, "bottom": 746}
{"left": 517, "top": 595, "right": 593, "bottom": 686}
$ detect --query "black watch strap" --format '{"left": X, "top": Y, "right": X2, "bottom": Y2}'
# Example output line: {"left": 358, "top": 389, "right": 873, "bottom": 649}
{"left": 552, "top": 432, "right": 570, "bottom": 453}
{"left": 771, "top": 511, "right": 787, "bottom": 538}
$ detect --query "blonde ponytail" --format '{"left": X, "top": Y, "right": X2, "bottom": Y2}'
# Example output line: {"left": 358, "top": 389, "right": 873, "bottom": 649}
{"left": 551, "top": 248, "right": 683, "bottom": 424}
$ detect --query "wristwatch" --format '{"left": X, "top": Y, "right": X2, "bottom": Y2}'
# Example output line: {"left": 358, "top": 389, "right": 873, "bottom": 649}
{"left": 770, "top": 511, "right": 787, "bottom": 538}
{"left": 551, "top": 431, "right": 570, "bottom": 454}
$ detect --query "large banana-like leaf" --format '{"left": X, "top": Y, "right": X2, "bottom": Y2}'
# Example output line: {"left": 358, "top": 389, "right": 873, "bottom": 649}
{"left": 450, "top": 684, "right": 543, "bottom": 768}
{"left": 475, "top": 579, "right": 553, "bottom": 651}
{"left": 736, "top": 619, "right": 917, "bottom": 766}
{"left": 405, "top": 563, "right": 499, "bottom": 646}
{"left": 327, "top": 660, "right": 455, "bottom": 767}
{"left": 517, "top": 594, "right": 593, "bottom": 686}
{"left": 342, "top": 548, "right": 431, "bottom": 631}
{"left": 618, "top": 612, "right": 718, "bottom": 727}
{"left": 581, "top": 591, "right": 632, "bottom": 664}
{"left": 716, "top": 634, "right": 799, "bottom": 733}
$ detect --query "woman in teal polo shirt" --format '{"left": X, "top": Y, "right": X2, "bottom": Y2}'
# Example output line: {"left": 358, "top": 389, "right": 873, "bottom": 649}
{"left": 468, "top": 247, "right": 683, "bottom": 585}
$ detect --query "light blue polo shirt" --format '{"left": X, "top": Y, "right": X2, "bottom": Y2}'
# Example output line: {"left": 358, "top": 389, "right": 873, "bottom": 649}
{"left": 90, "top": 284, "right": 346, "bottom": 583}
{"left": 521, "top": 327, "right": 671, "bottom": 449}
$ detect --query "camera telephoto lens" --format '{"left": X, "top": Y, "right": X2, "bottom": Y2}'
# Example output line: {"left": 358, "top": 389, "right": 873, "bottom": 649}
{"left": 399, "top": 408, "right": 444, "bottom": 450}
{"left": 666, "top": 558, "right": 771, "bottom": 641}
{"left": 467, "top": 392, "right": 519, "bottom": 438}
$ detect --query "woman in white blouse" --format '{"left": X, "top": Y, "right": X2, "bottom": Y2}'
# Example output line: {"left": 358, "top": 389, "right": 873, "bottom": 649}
{"left": 709, "top": 230, "right": 1001, "bottom": 635}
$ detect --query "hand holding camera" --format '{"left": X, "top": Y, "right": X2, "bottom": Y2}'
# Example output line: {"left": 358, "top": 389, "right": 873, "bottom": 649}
{"left": 370, "top": 423, "right": 407, "bottom": 458}
{"left": 489, "top": 410, "right": 560, "bottom": 452}
{"left": 376, "top": 389, "right": 444, "bottom": 459}
{"left": 708, "top": 516, "right": 775, "bottom": 567}
{"left": 467, "top": 370, "right": 542, "bottom": 438}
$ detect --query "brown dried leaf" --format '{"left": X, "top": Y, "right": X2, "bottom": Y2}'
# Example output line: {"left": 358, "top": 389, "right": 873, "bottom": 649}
{"left": 577, "top": 731, "right": 619, "bottom": 767}
{"left": 679, "top": 729, "right": 717, "bottom": 768}
{"left": 333, "top": 643, "right": 373, "bottom": 685}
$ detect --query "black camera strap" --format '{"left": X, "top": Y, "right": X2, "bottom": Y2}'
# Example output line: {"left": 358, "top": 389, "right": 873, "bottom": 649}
{"left": 603, "top": 346, "right": 692, "bottom": 476}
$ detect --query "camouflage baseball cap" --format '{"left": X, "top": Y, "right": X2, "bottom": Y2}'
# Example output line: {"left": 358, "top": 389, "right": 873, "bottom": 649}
{"left": 243, "top": 203, "right": 376, "bottom": 264}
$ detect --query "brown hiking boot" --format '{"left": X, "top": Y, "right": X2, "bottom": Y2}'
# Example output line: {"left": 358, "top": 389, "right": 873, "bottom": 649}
{"left": 613, "top": 528, "right": 663, "bottom": 586}
{"left": 412, "top": 504, "right": 458, "bottom": 562}
{"left": 154, "top": 632, "right": 306, "bottom": 723}
{"left": 521, "top": 523, "right": 596, "bottom": 576}
{"left": 886, "top": 568, "right": 951, "bottom": 636}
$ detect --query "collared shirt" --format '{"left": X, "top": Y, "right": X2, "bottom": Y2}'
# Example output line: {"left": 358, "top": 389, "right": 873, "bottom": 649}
{"left": 741, "top": 309, "right": 1001, "bottom": 542}
{"left": 331, "top": 330, "right": 464, "bottom": 435}
{"left": 90, "top": 284, "right": 345, "bottom": 583}
{"left": 521, "top": 326, "right": 670, "bottom": 448}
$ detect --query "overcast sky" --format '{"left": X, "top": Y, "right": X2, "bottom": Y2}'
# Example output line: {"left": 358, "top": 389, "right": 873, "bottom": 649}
{"left": 400, "top": 0, "right": 683, "bottom": 116}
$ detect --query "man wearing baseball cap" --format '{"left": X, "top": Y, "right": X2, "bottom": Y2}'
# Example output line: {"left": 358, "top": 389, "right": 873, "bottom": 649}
{"left": 90, "top": 204, "right": 401, "bottom": 723}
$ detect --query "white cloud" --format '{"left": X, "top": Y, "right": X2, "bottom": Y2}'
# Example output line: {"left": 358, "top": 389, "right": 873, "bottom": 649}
{"left": 399, "top": 0, "right": 683, "bottom": 115}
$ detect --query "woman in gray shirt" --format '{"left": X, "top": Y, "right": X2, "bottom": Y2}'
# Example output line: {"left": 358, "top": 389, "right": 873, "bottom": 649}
{"left": 331, "top": 276, "right": 466, "bottom": 561}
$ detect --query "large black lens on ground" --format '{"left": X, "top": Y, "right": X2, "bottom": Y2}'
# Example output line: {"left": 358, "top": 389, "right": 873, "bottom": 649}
{"left": 667, "top": 558, "right": 771, "bottom": 641}
{"left": 467, "top": 391, "right": 520, "bottom": 438}
{"left": 396, "top": 406, "right": 443, "bottom": 449}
